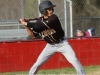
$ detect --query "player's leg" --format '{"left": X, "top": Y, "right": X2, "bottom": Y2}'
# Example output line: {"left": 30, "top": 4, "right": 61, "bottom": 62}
{"left": 57, "top": 39, "right": 86, "bottom": 75}
{"left": 29, "top": 43, "right": 56, "bottom": 75}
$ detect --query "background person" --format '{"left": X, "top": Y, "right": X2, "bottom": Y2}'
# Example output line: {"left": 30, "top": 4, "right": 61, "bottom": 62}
{"left": 85, "top": 28, "right": 95, "bottom": 37}
{"left": 76, "top": 29, "right": 86, "bottom": 39}
{"left": 76, "top": 28, "right": 95, "bottom": 39}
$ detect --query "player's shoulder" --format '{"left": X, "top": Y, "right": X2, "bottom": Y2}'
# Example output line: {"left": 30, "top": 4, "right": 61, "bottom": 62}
{"left": 49, "top": 14, "right": 59, "bottom": 20}
{"left": 35, "top": 17, "right": 42, "bottom": 23}
{"left": 52, "top": 14, "right": 58, "bottom": 18}
{"left": 35, "top": 17, "right": 45, "bottom": 27}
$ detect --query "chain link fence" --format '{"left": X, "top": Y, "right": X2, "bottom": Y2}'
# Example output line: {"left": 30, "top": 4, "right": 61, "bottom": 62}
{"left": 72, "top": 0, "right": 100, "bottom": 37}
{"left": 0, "top": 0, "right": 100, "bottom": 40}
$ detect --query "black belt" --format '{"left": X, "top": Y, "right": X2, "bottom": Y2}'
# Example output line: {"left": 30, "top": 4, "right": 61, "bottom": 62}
{"left": 50, "top": 37, "right": 64, "bottom": 44}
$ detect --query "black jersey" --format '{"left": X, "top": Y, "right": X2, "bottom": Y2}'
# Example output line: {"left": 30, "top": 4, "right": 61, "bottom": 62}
{"left": 27, "top": 14, "right": 64, "bottom": 43}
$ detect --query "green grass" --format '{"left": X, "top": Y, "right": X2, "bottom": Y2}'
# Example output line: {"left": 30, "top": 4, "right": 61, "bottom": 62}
{"left": 0, "top": 65, "right": 100, "bottom": 75}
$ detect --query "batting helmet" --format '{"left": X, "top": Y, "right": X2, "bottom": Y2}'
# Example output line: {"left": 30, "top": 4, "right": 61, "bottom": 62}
{"left": 39, "top": 0, "right": 56, "bottom": 15}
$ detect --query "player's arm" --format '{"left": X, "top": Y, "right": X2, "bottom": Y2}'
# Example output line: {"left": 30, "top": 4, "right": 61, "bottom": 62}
{"left": 19, "top": 18, "right": 35, "bottom": 39}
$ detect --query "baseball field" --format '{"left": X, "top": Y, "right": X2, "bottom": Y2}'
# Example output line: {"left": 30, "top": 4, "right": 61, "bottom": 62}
{"left": 0, "top": 65, "right": 100, "bottom": 75}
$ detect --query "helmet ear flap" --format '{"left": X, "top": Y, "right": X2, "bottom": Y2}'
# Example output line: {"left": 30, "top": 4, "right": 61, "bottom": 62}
{"left": 42, "top": 8, "right": 54, "bottom": 15}
{"left": 52, "top": 8, "right": 54, "bottom": 12}
{"left": 42, "top": 9, "right": 47, "bottom": 15}
{"left": 43, "top": 8, "right": 54, "bottom": 15}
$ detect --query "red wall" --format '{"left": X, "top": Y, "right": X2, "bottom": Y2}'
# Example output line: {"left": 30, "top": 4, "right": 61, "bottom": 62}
{"left": 0, "top": 38, "right": 100, "bottom": 72}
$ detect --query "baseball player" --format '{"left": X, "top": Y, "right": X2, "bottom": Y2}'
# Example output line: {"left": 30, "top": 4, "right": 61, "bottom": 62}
{"left": 19, "top": 0, "right": 86, "bottom": 75}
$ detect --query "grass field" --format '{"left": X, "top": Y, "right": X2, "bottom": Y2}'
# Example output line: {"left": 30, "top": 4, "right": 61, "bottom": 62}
{"left": 0, "top": 65, "right": 100, "bottom": 75}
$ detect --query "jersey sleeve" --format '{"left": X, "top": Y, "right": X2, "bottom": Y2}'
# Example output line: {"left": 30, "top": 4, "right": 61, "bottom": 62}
{"left": 46, "top": 14, "right": 60, "bottom": 28}
{"left": 27, "top": 21, "right": 42, "bottom": 39}
{"left": 27, "top": 22, "right": 36, "bottom": 28}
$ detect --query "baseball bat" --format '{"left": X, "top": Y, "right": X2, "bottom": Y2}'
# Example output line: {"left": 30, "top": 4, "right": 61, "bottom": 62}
{"left": 18, "top": 18, "right": 39, "bottom": 23}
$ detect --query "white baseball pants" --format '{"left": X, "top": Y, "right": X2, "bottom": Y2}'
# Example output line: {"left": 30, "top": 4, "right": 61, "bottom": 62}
{"left": 29, "top": 37, "right": 86, "bottom": 75}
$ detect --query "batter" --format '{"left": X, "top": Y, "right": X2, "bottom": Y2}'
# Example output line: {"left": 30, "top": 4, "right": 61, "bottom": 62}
{"left": 19, "top": 0, "right": 86, "bottom": 75}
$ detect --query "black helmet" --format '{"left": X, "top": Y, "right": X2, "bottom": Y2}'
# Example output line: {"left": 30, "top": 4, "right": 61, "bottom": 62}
{"left": 39, "top": 0, "right": 56, "bottom": 15}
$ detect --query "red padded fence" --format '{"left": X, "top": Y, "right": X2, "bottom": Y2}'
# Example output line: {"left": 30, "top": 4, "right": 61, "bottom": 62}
{"left": 0, "top": 37, "right": 100, "bottom": 72}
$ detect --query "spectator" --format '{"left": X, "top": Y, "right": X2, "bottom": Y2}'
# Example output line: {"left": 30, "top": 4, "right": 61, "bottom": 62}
{"left": 76, "top": 29, "right": 86, "bottom": 39}
{"left": 85, "top": 28, "right": 95, "bottom": 37}
{"left": 76, "top": 28, "right": 95, "bottom": 39}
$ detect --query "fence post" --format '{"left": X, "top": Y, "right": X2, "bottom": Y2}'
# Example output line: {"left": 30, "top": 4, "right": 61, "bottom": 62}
{"left": 38, "top": 0, "right": 41, "bottom": 17}
{"left": 21, "top": 0, "right": 24, "bottom": 18}
{"left": 64, "top": 0, "right": 67, "bottom": 37}
{"left": 70, "top": 0, "right": 73, "bottom": 37}
{"left": 64, "top": 0, "right": 73, "bottom": 37}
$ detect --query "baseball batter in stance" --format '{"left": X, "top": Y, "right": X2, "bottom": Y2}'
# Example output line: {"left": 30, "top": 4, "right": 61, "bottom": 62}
{"left": 19, "top": 0, "right": 86, "bottom": 75}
